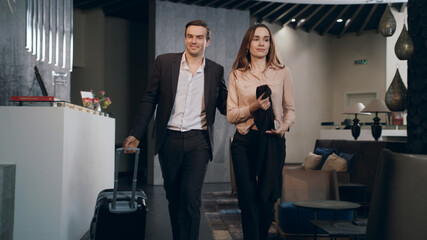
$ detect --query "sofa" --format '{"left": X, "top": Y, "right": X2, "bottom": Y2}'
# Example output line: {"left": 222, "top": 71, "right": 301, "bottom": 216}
{"left": 312, "top": 139, "right": 407, "bottom": 196}
{"left": 274, "top": 139, "right": 407, "bottom": 237}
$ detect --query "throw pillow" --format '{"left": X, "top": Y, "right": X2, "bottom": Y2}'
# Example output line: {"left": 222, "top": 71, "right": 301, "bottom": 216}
{"left": 338, "top": 152, "right": 356, "bottom": 171}
{"left": 314, "top": 148, "right": 337, "bottom": 169}
{"left": 321, "top": 153, "right": 348, "bottom": 172}
{"left": 303, "top": 152, "right": 323, "bottom": 170}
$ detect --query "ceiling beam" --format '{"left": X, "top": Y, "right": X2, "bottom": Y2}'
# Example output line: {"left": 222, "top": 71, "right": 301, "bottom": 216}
{"left": 191, "top": 0, "right": 205, "bottom": 5}
{"left": 251, "top": 2, "right": 275, "bottom": 16}
{"left": 74, "top": 0, "right": 101, "bottom": 8}
{"left": 272, "top": 4, "right": 299, "bottom": 23}
{"left": 308, "top": 5, "right": 337, "bottom": 33}
{"left": 357, "top": 4, "right": 377, "bottom": 35}
{"left": 321, "top": 5, "right": 350, "bottom": 36}
{"left": 399, "top": 2, "right": 407, "bottom": 12}
{"left": 104, "top": 0, "right": 140, "bottom": 14}
{"left": 295, "top": 5, "right": 324, "bottom": 30}
{"left": 338, "top": 5, "right": 363, "bottom": 38}
{"left": 218, "top": 0, "right": 237, "bottom": 8}
{"left": 96, "top": 0, "right": 126, "bottom": 9}
{"left": 204, "top": 0, "right": 222, "bottom": 7}
{"left": 251, "top": 0, "right": 407, "bottom": 4}
{"left": 231, "top": 0, "right": 250, "bottom": 9}
{"left": 261, "top": 3, "right": 287, "bottom": 20}
{"left": 242, "top": 1, "right": 263, "bottom": 11}
{"left": 282, "top": 4, "right": 312, "bottom": 26}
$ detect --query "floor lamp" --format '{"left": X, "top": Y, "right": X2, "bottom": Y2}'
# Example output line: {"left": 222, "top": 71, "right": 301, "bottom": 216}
{"left": 343, "top": 103, "right": 371, "bottom": 140}
{"left": 362, "top": 99, "right": 391, "bottom": 141}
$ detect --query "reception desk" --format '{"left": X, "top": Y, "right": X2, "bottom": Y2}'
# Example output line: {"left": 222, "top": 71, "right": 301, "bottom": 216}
{"left": 0, "top": 106, "right": 115, "bottom": 240}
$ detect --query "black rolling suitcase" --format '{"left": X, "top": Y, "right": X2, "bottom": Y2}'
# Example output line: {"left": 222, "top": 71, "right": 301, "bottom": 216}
{"left": 90, "top": 148, "right": 147, "bottom": 240}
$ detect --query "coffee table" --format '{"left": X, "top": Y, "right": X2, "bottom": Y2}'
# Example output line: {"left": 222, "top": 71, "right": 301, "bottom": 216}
{"left": 310, "top": 219, "right": 367, "bottom": 240}
{"left": 293, "top": 200, "right": 361, "bottom": 240}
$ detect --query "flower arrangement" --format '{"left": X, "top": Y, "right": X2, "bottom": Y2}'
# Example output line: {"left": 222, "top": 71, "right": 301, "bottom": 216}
{"left": 92, "top": 90, "right": 112, "bottom": 110}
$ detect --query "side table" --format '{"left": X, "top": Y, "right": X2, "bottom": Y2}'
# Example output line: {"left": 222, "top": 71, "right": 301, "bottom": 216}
{"left": 293, "top": 200, "right": 361, "bottom": 240}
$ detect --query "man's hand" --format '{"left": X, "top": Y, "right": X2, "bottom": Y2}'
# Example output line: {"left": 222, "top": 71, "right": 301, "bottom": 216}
{"left": 123, "top": 136, "right": 140, "bottom": 154}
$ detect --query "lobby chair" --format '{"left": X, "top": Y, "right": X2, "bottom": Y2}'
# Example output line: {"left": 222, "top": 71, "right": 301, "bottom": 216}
{"left": 366, "top": 149, "right": 427, "bottom": 240}
{"left": 276, "top": 169, "right": 354, "bottom": 238}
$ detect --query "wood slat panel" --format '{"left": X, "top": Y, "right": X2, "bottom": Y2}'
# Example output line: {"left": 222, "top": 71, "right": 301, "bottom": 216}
{"left": 308, "top": 5, "right": 337, "bottom": 33}
{"left": 321, "top": 5, "right": 350, "bottom": 36}
{"left": 338, "top": 5, "right": 364, "bottom": 38}
{"left": 357, "top": 4, "right": 377, "bottom": 35}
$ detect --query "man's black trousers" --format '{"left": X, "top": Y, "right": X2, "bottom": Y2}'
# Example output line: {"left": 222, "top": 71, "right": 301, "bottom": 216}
{"left": 159, "top": 130, "right": 210, "bottom": 240}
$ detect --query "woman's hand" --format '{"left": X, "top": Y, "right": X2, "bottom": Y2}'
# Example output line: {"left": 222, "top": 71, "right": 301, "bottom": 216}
{"left": 266, "top": 118, "right": 288, "bottom": 138}
{"left": 249, "top": 93, "right": 271, "bottom": 114}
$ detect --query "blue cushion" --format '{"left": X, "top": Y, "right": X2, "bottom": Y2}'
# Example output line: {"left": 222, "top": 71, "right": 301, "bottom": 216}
{"left": 278, "top": 201, "right": 354, "bottom": 234}
{"left": 338, "top": 152, "right": 356, "bottom": 171}
{"left": 314, "top": 148, "right": 337, "bottom": 169}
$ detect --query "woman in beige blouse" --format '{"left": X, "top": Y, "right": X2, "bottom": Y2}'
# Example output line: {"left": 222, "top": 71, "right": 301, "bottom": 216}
{"left": 227, "top": 24, "right": 295, "bottom": 240}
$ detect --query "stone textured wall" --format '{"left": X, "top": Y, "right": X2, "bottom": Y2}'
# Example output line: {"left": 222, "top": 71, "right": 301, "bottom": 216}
{"left": 153, "top": 0, "right": 249, "bottom": 183}
{"left": 0, "top": 165, "right": 16, "bottom": 240}
{"left": 0, "top": 0, "right": 72, "bottom": 105}
{"left": 407, "top": 0, "right": 427, "bottom": 154}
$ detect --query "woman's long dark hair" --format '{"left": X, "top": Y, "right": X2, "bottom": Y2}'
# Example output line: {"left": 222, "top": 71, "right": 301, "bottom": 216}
{"left": 232, "top": 24, "right": 284, "bottom": 74}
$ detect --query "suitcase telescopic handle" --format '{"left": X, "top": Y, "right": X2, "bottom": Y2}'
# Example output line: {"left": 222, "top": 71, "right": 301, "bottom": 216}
{"left": 111, "top": 147, "right": 140, "bottom": 212}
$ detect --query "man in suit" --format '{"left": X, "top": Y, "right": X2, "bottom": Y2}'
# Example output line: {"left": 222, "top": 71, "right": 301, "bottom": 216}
{"left": 123, "top": 20, "right": 227, "bottom": 240}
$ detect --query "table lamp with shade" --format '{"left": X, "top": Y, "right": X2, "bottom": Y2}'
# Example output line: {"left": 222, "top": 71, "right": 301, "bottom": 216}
{"left": 361, "top": 99, "right": 391, "bottom": 141}
{"left": 342, "top": 103, "right": 371, "bottom": 140}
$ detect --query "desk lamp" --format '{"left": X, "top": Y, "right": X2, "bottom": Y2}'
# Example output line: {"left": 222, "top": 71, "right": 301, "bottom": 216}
{"left": 342, "top": 103, "right": 371, "bottom": 140}
{"left": 362, "top": 99, "right": 391, "bottom": 141}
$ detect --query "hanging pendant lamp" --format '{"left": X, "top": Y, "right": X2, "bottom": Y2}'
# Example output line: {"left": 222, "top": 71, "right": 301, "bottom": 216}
{"left": 395, "top": 24, "right": 414, "bottom": 60}
{"left": 379, "top": 4, "right": 396, "bottom": 37}
{"left": 385, "top": 69, "right": 407, "bottom": 111}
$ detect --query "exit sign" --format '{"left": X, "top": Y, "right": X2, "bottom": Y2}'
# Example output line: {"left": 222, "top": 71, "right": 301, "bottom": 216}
{"left": 355, "top": 59, "right": 368, "bottom": 65}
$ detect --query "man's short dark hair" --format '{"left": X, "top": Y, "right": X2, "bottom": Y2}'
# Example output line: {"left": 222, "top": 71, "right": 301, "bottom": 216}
{"left": 185, "top": 20, "right": 211, "bottom": 41}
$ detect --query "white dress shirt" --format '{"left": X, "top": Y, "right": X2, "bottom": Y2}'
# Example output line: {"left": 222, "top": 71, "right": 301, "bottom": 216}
{"left": 167, "top": 52, "right": 207, "bottom": 131}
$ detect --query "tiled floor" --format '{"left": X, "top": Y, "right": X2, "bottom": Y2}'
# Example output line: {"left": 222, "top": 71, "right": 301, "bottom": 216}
{"left": 83, "top": 179, "right": 231, "bottom": 240}
{"left": 144, "top": 182, "right": 231, "bottom": 240}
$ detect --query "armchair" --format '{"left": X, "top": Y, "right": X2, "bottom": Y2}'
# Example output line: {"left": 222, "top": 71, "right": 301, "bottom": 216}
{"left": 366, "top": 149, "right": 427, "bottom": 240}
{"left": 277, "top": 169, "right": 354, "bottom": 238}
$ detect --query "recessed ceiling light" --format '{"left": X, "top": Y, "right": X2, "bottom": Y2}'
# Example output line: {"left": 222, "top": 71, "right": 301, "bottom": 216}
{"left": 291, "top": 19, "right": 296, "bottom": 22}
{"left": 337, "top": 19, "right": 343, "bottom": 23}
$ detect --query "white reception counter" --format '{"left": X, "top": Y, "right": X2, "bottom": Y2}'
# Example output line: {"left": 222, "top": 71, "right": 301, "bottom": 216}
{"left": 0, "top": 106, "right": 115, "bottom": 240}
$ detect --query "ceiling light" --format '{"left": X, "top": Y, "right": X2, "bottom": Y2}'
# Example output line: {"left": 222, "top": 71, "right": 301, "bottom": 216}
{"left": 291, "top": 19, "right": 296, "bottom": 22}
{"left": 337, "top": 19, "right": 343, "bottom": 23}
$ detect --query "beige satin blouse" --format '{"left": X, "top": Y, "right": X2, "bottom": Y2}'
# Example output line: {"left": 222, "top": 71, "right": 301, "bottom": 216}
{"left": 227, "top": 66, "right": 296, "bottom": 135}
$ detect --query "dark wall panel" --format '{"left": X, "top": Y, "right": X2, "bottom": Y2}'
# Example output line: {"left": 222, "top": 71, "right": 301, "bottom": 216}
{"left": 407, "top": 0, "right": 427, "bottom": 154}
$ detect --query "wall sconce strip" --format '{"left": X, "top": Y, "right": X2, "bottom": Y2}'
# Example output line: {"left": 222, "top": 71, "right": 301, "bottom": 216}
{"left": 48, "top": 0, "right": 53, "bottom": 64}
{"left": 62, "top": 0, "right": 66, "bottom": 69}
{"left": 69, "top": 0, "right": 73, "bottom": 72}
{"left": 41, "top": 0, "right": 46, "bottom": 61}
